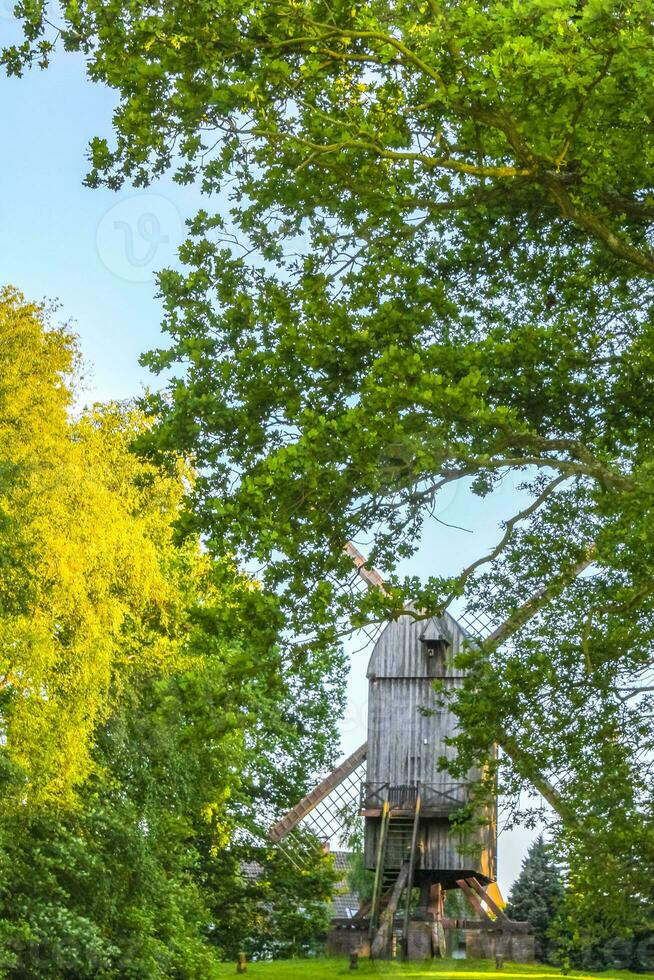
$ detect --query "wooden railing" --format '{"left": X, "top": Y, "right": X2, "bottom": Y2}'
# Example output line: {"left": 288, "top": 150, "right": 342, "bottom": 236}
{"left": 360, "top": 781, "right": 469, "bottom": 813}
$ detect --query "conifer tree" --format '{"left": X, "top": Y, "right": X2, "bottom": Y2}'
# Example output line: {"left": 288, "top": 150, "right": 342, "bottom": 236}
{"left": 506, "top": 836, "right": 565, "bottom": 963}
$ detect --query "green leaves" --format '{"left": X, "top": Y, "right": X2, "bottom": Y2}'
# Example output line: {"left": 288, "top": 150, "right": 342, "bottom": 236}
{"left": 0, "top": 289, "right": 341, "bottom": 968}
{"left": 8, "top": 0, "right": 654, "bottom": 946}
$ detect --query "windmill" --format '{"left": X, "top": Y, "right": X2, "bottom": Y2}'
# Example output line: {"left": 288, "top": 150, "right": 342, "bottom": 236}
{"left": 268, "top": 544, "right": 579, "bottom": 962}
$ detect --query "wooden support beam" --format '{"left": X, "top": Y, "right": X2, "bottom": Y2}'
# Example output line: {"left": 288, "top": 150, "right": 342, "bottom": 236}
{"left": 462, "top": 878, "right": 532, "bottom": 933}
{"left": 465, "top": 877, "right": 509, "bottom": 922}
{"left": 402, "top": 786, "right": 422, "bottom": 959}
{"left": 456, "top": 878, "right": 494, "bottom": 923}
{"left": 442, "top": 918, "right": 501, "bottom": 931}
{"left": 371, "top": 863, "right": 409, "bottom": 959}
{"left": 331, "top": 917, "right": 371, "bottom": 927}
{"left": 353, "top": 899, "right": 371, "bottom": 921}
{"left": 268, "top": 742, "right": 367, "bottom": 843}
{"left": 442, "top": 917, "right": 530, "bottom": 933}
{"left": 369, "top": 799, "right": 391, "bottom": 939}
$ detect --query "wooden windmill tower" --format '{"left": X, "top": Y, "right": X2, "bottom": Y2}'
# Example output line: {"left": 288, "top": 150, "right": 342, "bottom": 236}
{"left": 360, "top": 608, "right": 523, "bottom": 960}
{"left": 269, "top": 546, "right": 535, "bottom": 962}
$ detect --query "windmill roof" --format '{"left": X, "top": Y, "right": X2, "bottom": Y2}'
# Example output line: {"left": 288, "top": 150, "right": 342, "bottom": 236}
{"left": 367, "top": 609, "right": 469, "bottom": 679}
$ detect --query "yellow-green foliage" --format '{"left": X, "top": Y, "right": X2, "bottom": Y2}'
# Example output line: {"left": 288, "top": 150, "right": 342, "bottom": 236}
{"left": 0, "top": 287, "right": 206, "bottom": 802}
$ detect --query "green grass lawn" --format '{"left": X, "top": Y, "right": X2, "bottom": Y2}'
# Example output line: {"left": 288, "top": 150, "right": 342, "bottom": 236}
{"left": 214, "top": 958, "right": 654, "bottom": 980}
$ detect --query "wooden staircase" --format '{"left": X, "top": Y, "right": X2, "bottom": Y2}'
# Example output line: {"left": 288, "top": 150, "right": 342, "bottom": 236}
{"left": 384, "top": 816, "right": 415, "bottom": 869}
{"left": 369, "top": 788, "right": 422, "bottom": 959}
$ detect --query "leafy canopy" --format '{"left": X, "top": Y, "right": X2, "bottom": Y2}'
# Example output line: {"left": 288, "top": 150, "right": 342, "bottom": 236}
{"left": 0, "top": 643, "right": 339, "bottom": 976}
{"left": 0, "top": 287, "right": 342, "bottom": 808}
{"left": 0, "top": 287, "right": 209, "bottom": 801}
{"left": 0, "top": 288, "right": 343, "bottom": 973}
{"left": 6, "top": 0, "right": 654, "bottom": 932}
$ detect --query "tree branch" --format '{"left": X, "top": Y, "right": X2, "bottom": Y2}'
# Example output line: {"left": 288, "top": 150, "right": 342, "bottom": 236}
{"left": 444, "top": 473, "right": 569, "bottom": 605}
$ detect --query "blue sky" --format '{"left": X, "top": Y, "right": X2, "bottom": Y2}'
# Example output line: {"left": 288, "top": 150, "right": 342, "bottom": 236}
{"left": 0, "top": 33, "right": 199, "bottom": 404}
{"left": 1, "top": 21, "right": 538, "bottom": 892}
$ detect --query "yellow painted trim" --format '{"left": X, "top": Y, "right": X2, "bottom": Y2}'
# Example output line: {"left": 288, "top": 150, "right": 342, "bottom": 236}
{"left": 486, "top": 881, "right": 506, "bottom": 909}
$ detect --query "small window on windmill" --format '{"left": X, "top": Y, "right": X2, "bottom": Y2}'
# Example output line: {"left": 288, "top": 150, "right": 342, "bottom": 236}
{"left": 420, "top": 619, "right": 451, "bottom": 676}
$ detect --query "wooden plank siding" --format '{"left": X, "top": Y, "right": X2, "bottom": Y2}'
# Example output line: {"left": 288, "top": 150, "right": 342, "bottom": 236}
{"left": 364, "top": 817, "right": 495, "bottom": 884}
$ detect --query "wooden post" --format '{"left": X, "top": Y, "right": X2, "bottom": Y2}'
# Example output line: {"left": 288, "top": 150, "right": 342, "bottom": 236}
{"left": 429, "top": 882, "right": 444, "bottom": 919}
{"left": 369, "top": 796, "right": 390, "bottom": 940}
{"left": 236, "top": 952, "right": 247, "bottom": 973}
{"left": 371, "top": 863, "right": 409, "bottom": 958}
{"left": 402, "top": 783, "right": 421, "bottom": 959}
{"left": 349, "top": 952, "right": 359, "bottom": 970}
{"left": 496, "top": 953, "right": 504, "bottom": 969}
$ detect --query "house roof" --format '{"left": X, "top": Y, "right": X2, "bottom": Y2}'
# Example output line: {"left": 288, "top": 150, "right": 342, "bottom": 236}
{"left": 330, "top": 850, "right": 360, "bottom": 919}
